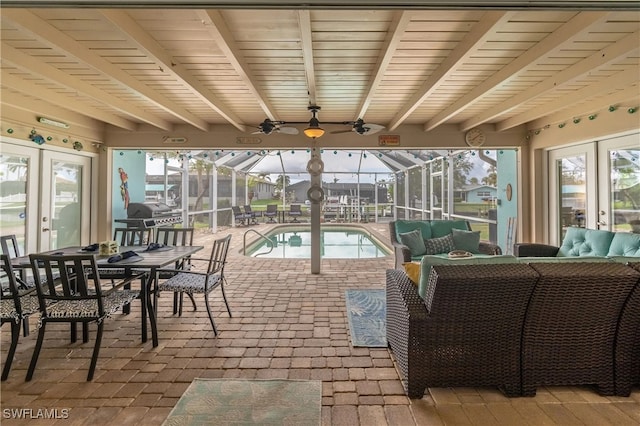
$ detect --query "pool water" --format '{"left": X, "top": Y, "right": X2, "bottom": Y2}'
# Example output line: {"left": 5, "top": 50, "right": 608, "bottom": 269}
{"left": 246, "top": 226, "right": 391, "bottom": 259}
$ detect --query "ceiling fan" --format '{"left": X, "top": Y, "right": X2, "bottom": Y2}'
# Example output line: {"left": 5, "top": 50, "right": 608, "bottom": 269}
{"left": 252, "top": 119, "right": 299, "bottom": 135}
{"left": 253, "top": 105, "right": 384, "bottom": 139}
{"left": 331, "top": 118, "right": 385, "bottom": 136}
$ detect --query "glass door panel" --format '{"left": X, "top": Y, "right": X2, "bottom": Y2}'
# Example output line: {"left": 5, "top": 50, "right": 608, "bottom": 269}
{"left": 548, "top": 144, "right": 597, "bottom": 245}
{"left": 598, "top": 133, "right": 640, "bottom": 233}
{"left": 0, "top": 142, "right": 39, "bottom": 254}
{"left": 41, "top": 151, "right": 91, "bottom": 250}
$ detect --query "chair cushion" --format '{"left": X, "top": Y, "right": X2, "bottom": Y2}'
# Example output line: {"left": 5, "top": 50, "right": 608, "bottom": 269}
{"left": 398, "top": 229, "right": 427, "bottom": 256}
{"left": 451, "top": 228, "right": 481, "bottom": 253}
{"left": 1, "top": 295, "right": 40, "bottom": 321}
{"left": 606, "top": 232, "right": 640, "bottom": 257}
{"left": 158, "top": 272, "right": 221, "bottom": 294}
{"left": 424, "top": 234, "right": 455, "bottom": 255}
{"left": 557, "top": 227, "right": 615, "bottom": 257}
{"left": 43, "top": 290, "right": 139, "bottom": 321}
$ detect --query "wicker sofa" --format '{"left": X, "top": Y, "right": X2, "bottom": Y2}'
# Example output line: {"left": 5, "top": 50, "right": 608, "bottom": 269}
{"left": 389, "top": 220, "right": 502, "bottom": 269}
{"left": 386, "top": 264, "right": 539, "bottom": 398}
{"left": 386, "top": 261, "right": 640, "bottom": 398}
{"left": 514, "top": 226, "right": 640, "bottom": 260}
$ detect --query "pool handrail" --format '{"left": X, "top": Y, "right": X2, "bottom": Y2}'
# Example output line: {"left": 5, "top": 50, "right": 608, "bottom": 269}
{"left": 243, "top": 228, "right": 275, "bottom": 257}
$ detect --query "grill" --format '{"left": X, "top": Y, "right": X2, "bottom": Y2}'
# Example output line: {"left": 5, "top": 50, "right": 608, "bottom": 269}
{"left": 115, "top": 202, "right": 183, "bottom": 228}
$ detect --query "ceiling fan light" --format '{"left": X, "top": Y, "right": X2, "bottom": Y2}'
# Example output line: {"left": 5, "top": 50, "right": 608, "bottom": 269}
{"left": 304, "top": 126, "right": 325, "bottom": 138}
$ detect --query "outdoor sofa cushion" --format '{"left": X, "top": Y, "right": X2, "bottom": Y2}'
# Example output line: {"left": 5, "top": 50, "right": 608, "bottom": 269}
{"left": 398, "top": 229, "right": 427, "bottom": 257}
{"left": 557, "top": 227, "right": 615, "bottom": 257}
{"left": 451, "top": 228, "right": 481, "bottom": 253}
{"left": 606, "top": 232, "right": 640, "bottom": 257}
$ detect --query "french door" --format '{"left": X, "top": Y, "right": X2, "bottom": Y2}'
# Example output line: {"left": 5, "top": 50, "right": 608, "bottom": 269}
{"left": 548, "top": 132, "right": 639, "bottom": 245}
{"left": 0, "top": 139, "right": 93, "bottom": 254}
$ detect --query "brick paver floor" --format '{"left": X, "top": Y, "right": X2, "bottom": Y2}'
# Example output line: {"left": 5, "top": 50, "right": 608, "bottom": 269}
{"left": 1, "top": 222, "right": 638, "bottom": 425}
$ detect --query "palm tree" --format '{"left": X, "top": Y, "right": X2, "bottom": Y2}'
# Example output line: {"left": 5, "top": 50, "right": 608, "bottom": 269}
{"left": 275, "top": 174, "right": 290, "bottom": 194}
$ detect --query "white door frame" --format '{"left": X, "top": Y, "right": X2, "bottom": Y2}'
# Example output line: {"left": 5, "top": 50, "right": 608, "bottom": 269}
{"left": 548, "top": 143, "right": 597, "bottom": 246}
{"left": 1, "top": 137, "right": 97, "bottom": 253}
{"left": 0, "top": 141, "right": 40, "bottom": 253}
{"left": 597, "top": 132, "right": 640, "bottom": 232}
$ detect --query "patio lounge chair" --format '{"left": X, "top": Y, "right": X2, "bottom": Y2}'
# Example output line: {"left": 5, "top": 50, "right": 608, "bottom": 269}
{"left": 244, "top": 205, "right": 262, "bottom": 225}
{"left": 232, "top": 206, "right": 251, "bottom": 226}
{"left": 264, "top": 204, "right": 278, "bottom": 223}
{"left": 288, "top": 204, "right": 302, "bottom": 222}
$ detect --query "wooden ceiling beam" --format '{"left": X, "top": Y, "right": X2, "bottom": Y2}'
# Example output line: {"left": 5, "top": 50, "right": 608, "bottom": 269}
{"left": 1, "top": 71, "right": 138, "bottom": 131}
{"left": 298, "top": 10, "right": 317, "bottom": 107}
{"left": 461, "top": 30, "right": 640, "bottom": 131}
{"left": 2, "top": 9, "right": 209, "bottom": 131}
{"left": 424, "top": 11, "right": 610, "bottom": 131}
{"left": 198, "top": 9, "right": 280, "bottom": 122}
{"left": 388, "top": 11, "right": 510, "bottom": 131}
{"left": 100, "top": 9, "right": 246, "bottom": 132}
{"left": 497, "top": 66, "right": 639, "bottom": 131}
{"left": 2, "top": 42, "right": 170, "bottom": 131}
{"left": 356, "top": 11, "right": 411, "bottom": 122}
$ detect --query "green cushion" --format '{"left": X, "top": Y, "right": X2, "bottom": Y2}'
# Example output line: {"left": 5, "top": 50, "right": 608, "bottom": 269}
{"left": 606, "top": 232, "right": 640, "bottom": 257}
{"left": 424, "top": 234, "right": 455, "bottom": 255}
{"left": 429, "top": 220, "right": 468, "bottom": 238}
{"left": 398, "top": 229, "right": 427, "bottom": 257}
{"left": 417, "top": 254, "right": 518, "bottom": 299}
{"left": 557, "top": 227, "right": 615, "bottom": 257}
{"left": 394, "top": 220, "right": 432, "bottom": 241}
{"left": 451, "top": 228, "right": 481, "bottom": 253}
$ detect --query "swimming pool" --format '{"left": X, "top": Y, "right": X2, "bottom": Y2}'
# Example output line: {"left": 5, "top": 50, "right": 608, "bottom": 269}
{"left": 245, "top": 225, "right": 392, "bottom": 259}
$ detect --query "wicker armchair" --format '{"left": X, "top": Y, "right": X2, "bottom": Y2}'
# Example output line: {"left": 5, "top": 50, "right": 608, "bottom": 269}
{"left": 522, "top": 262, "right": 640, "bottom": 396}
{"left": 386, "top": 264, "right": 539, "bottom": 398}
{"left": 388, "top": 221, "right": 502, "bottom": 269}
{"left": 615, "top": 262, "right": 640, "bottom": 396}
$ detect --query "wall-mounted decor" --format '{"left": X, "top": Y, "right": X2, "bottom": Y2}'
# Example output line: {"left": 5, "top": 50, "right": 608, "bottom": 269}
{"left": 118, "top": 167, "right": 130, "bottom": 209}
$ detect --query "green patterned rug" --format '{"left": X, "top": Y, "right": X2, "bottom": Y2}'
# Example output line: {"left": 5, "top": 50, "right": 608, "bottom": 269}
{"left": 163, "top": 379, "right": 322, "bottom": 425}
{"left": 345, "top": 289, "right": 387, "bottom": 347}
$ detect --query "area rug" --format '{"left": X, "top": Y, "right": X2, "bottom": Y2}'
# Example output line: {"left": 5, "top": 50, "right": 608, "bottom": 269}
{"left": 163, "top": 378, "right": 322, "bottom": 426}
{"left": 345, "top": 289, "right": 387, "bottom": 347}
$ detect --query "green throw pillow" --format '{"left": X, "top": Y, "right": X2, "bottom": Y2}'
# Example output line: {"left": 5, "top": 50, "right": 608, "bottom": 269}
{"left": 451, "top": 228, "right": 481, "bottom": 253}
{"left": 424, "top": 234, "right": 454, "bottom": 255}
{"left": 399, "top": 229, "right": 427, "bottom": 256}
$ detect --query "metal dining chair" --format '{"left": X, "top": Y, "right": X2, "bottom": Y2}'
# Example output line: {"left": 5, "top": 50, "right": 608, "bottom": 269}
{"left": 0, "top": 254, "right": 40, "bottom": 380}
{"left": 26, "top": 253, "right": 141, "bottom": 381}
{"left": 113, "top": 228, "right": 152, "bottom": 246}
{"left": 156, "top": 234, "right": 232, "bottom": 335}
{"left": 154, "top": 227, "right": 196, "bottom": 314}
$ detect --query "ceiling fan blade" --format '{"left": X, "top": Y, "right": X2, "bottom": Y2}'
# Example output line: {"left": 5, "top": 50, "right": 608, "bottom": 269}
{"left": 330, "top": 129, "right": 354, "bottom": 134}
{"left": 277, "top": 126, "right": 299, "bottom": 135}
{"left": 360, "top": 123, "right": 385, "bottom": 135}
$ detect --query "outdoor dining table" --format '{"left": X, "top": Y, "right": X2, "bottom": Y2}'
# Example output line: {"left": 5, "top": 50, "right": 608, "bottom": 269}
{"left": 11, "top": 244, "right": 203, "bottom": 348}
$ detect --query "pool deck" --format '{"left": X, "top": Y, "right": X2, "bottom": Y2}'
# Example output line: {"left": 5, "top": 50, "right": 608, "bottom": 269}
{"left": 1, "top": 221, "right": 639, "bottom": 425}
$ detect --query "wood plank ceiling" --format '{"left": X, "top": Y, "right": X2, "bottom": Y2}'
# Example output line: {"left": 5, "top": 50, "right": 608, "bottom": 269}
{"left": 1, "top": 7, "right": 639, "bottom": 142}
